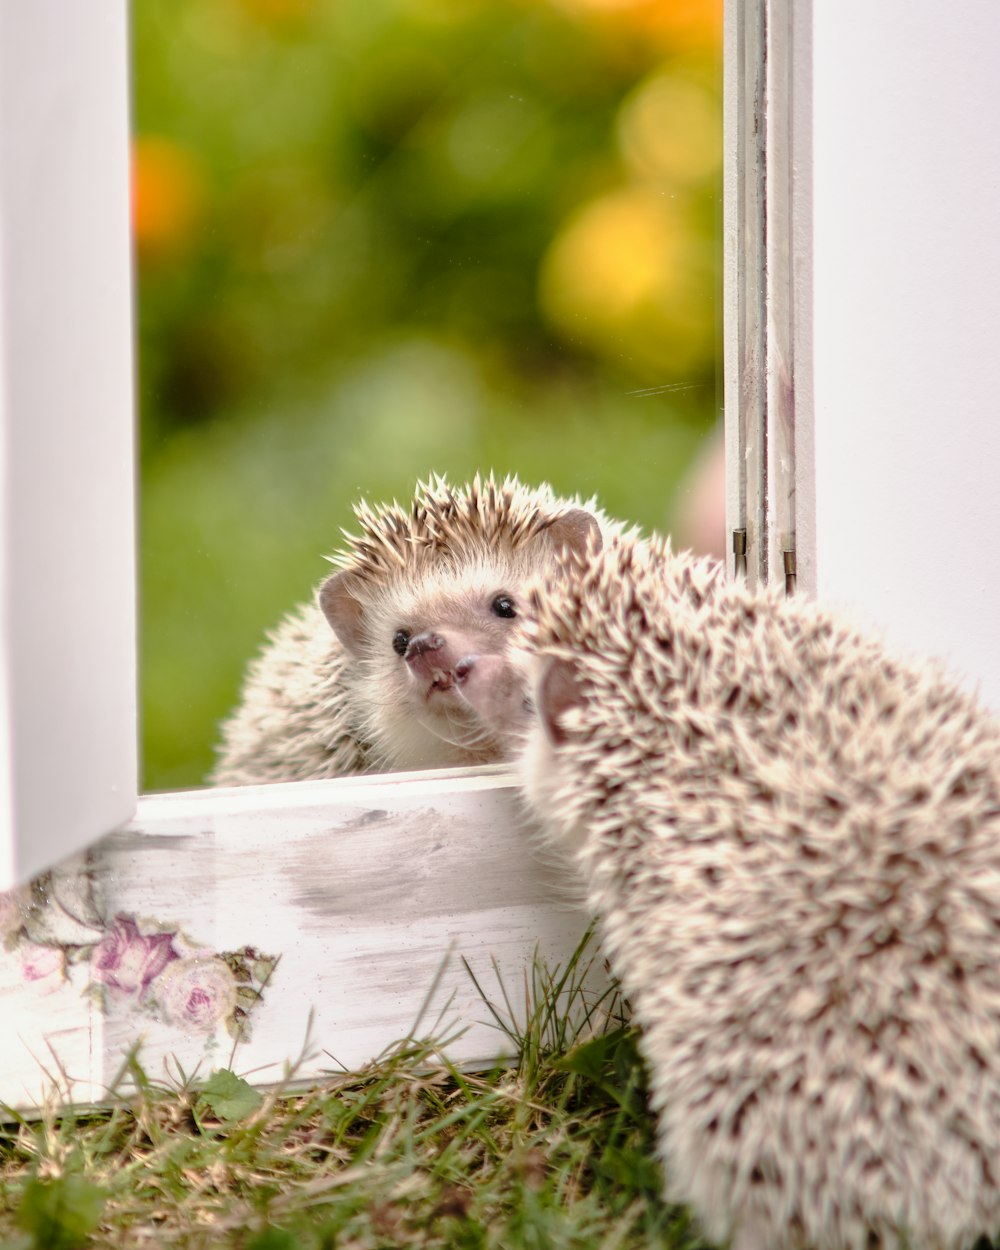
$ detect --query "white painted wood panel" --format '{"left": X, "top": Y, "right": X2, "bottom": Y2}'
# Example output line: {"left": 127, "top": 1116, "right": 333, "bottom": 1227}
{"left": 0, "top": 2, "right": 138, "bottom": 887}
{"left": 795, "top": 1, "right": 1000, "bottom": 704}
{"left": 0, "top": 770, "right": 602, "bottom": 1111}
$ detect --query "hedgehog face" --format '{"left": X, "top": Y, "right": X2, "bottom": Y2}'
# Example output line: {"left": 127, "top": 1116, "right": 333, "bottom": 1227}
{"left": 335, "top": 556, "right": 534, "bottom": 769}
{"left": 305, "top": 475, "right": 610, "bottom": 775}
{"left": 211, "top": 475, "right": 632, "bottom": 786}
{"left": 317, "top": 498, "right": 605, "bottom": 771}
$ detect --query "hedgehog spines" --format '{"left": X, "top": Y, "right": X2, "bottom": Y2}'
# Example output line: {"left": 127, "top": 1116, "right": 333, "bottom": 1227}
{"left": 520, "top": 529, "right": 1000, "bottom": 1250}
{"left": 327, "top": 473, "right": 600, "bottom": 585}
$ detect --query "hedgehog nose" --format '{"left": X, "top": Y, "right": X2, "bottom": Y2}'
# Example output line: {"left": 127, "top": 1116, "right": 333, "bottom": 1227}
{"left": 405, "top": 632, "right": 445, "bottom": 663}
{"left": 454, "top": 656, "right": 475, "bottom": 684}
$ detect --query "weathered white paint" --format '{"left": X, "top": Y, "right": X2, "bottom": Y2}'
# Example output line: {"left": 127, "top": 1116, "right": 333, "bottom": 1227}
{"left": 0, "top": 769, "right": 604, "bottom": 1111}
{"left": 0, "top": 3, "right": 137, "bottom": 887}
{"left": 803, "top": 2, "right": 1000, "bottom": 705}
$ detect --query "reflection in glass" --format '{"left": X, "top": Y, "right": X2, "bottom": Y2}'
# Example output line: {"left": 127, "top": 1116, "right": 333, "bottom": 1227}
{"left": 133, "top": 0, "right": 723, "bottom": 789}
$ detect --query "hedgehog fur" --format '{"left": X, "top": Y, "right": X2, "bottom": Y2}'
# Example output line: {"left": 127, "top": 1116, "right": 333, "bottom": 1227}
{"left": 519, "top": 531, "right": 1000, "bottom": 1250}
{"left": 212, "top": 474, "right": 617, "bottom": 785}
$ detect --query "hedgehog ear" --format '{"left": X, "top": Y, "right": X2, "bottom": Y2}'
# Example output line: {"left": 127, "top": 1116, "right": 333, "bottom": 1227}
{"left": 318, "top": 572, "right": 367, "bottom": 657}
{"left": 543, "top": 510, "right": 602, "bottom": 562}
{"left": 537, "top": 657, "right": 585, "bottom": 745}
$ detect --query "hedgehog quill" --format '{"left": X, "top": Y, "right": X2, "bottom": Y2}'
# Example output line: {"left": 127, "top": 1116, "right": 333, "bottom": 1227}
{"left": 518, "top": 532, "right": 1000, "bottom": 1250}
{"left": 212, "top": 475, "right": 616, "bottom": 785}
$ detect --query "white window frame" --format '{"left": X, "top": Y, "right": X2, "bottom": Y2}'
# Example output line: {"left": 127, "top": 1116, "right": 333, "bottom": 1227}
{"left": 2, "top": 0, "right": 1000, "bottom": 1108}
{"left": 0, "top": 2, "right": 137, "bottom": 887}
{"left": 725, "top": 0, "right": 1000, "bottom": 710}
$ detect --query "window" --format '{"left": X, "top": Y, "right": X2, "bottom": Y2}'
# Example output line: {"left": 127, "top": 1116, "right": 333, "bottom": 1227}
{"left": 2, "top": 0, "right": 999, "bottom": 1108}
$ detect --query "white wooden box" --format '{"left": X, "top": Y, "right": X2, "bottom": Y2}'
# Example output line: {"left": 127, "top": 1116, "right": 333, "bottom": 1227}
{"left": 1, "top": 769, "right": 602, "bottom": 1111}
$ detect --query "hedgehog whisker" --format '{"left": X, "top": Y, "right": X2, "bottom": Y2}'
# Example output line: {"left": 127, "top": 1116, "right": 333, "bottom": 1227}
{"left": 425, "top": 723, "right": 495, "bottom": 752}
{"left": 423, "top": 713, "right": 497, "bottom": 753}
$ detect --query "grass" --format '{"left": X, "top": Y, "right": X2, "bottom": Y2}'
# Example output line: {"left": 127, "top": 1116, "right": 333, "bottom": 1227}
{"left": 0, "top": 938, "right": 708, "bottom": 1250}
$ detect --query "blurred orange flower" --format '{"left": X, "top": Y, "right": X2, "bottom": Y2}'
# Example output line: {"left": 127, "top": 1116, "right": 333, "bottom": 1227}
{"left": 132, "top": 136, "right": 205, "bottom": 261}
{"left": 550, "top": 0, "right": 721, "bottom": 52}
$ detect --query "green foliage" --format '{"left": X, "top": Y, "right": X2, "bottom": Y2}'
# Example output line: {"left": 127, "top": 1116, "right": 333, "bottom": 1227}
{"left": 246, "top": 1229, "right": 302, "bottom": 1250}
{"left": 133, "top": 0, "right": 723, "bottom": 788}
{"left": 557, "top": 1027, "right": 643, "bottom": 1112}
{"left": 197, "top": 1070, "right": 265, "bottom": 1123}
{"left": 14, "top": 1171, "right": 107, "bottom": 1250}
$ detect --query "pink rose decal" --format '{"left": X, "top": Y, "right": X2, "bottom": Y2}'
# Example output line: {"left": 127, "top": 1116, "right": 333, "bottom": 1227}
{"left": 21, "top": 942, "right": 65, "bottom": 991}
{"left": 5, "top": 864, "right": 275, "bottom": 1039}
{"left": 90, "top": 914, "right": 178, "bottom": 998}
{"left": 155, "top": 957, "right": 238, "bottom": 1031}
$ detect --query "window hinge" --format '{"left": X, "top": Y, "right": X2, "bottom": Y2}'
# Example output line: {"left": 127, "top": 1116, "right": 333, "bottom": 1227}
{"left": 732, "top": 529, "right": 748, "bottom": 579}
{"left": 783, "top": 547, "right": 797, "bottom": 595}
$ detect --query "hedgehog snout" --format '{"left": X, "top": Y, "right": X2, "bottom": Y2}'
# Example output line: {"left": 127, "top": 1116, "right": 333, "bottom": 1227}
{"left": 404, "top": 631, "right": 464, "bottom": 694}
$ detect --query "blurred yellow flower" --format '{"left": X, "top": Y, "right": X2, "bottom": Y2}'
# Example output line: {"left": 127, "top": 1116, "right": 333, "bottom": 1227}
{"left": 543, "top": 186, "right": 674, "bottom": 318}
{"left": 539, "top": 185, "right": 714, "bottom": 374}
{"left": 618, "top": 71, "right": 721, "bottom": 186}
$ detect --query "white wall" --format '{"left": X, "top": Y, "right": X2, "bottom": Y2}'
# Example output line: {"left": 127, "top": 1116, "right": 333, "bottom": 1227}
{"left": 806, "top": 1, "right": 1000, "bottom": 708}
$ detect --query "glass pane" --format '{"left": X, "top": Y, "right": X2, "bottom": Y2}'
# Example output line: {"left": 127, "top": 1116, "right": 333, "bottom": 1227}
{"left": 133, "top": 0, "right": 724, "bottom": 790}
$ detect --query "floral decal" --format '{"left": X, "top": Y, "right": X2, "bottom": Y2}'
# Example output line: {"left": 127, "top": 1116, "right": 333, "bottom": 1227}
{"left": 91, "top": 915, "right": 177, "bottom": 998}
{"left": 156, "top": 957, "right": 238, "bottom": 1030}
{"left": 0, "top": 864, "right": 277, "bottom": 1043}
{"left": 20, "top": 943, "right": 67, "bottom": 994}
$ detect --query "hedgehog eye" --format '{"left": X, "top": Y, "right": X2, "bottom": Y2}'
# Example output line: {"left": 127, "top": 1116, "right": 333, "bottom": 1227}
{"left": 491, "top": 594, "right": 517, "bottom": 619}
{"left": 392, "top": 629, "right": 411, "bottom": 657}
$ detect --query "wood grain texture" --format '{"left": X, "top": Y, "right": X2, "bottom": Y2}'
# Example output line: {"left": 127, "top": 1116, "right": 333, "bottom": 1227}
{"left": 1, "top": 768, "right": 601, "bottom": 1111}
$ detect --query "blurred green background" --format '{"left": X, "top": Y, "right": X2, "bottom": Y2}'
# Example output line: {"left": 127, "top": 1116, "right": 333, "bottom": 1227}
{"left": 134, "top": 0, "right": 723, "bottom": 791}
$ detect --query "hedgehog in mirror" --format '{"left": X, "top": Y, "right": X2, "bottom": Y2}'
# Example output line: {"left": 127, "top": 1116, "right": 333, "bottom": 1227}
{"left": 212, "top": 475, "right": 617, "bottom": 785}
{"left": 519, "top": 531, "right": 1000, "bottom": 1250}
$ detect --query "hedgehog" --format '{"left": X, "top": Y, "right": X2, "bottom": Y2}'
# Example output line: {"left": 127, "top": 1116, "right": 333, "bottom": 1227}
{"left": 211, "top": 474, "right": 615, "bottom": 786}
{"left": 516, "top": 531, "right": 1000, "bottom": 1250}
